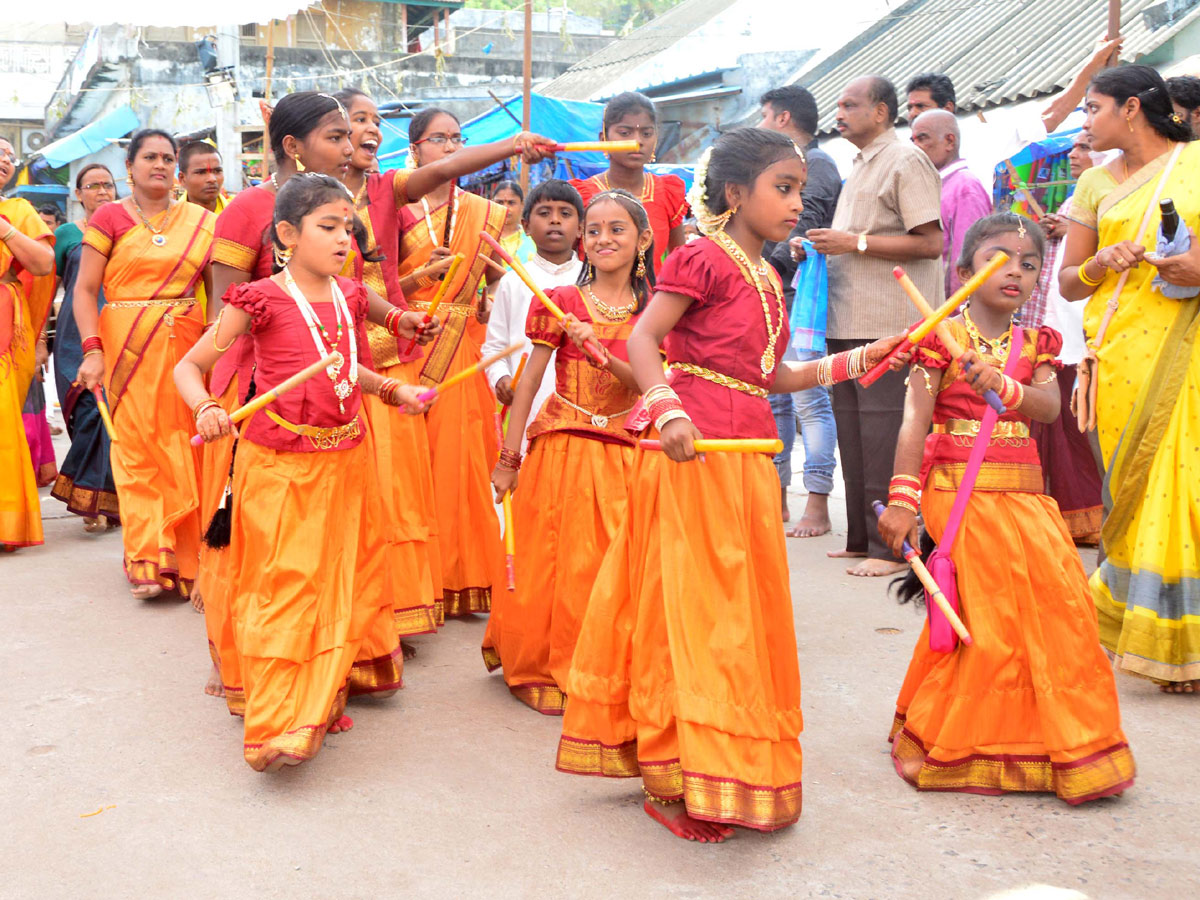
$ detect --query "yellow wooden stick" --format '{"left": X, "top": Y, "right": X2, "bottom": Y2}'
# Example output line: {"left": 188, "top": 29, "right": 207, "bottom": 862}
{"left": 503, "top": 492, "right": 516, "bottom": 591}
{"left": 908, "top": 554, "right": 974, "bottom": 645}
{"left": 424, "top": 253, "right": 464, "bottom": 321}
{"left": 92, "top": 387, "right": 117, "bottom": 442}
{"left": 552, "top": 140, "right": 640, "bottom": 153}
{"left": 417, "top": 343, "right": 523, "bottom": 403}
{"left": 639, "top": 438, "right": 784, "bottom": 454}
{"left": 909, "top": 252, "right": 1009, "bottom": 344}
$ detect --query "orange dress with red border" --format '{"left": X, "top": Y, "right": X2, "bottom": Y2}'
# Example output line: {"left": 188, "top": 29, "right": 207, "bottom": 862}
{"left": 556, "top": 237, "right": 803, "bottom": 831}
{"left": 482, "top": 286, "right": 641, "bottom": 713}
{"left": 890, "top": 321, "right": 1135, "bottom": 804}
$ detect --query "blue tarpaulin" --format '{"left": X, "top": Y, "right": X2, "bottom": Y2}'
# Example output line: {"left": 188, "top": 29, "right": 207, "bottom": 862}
{"left": 38, "top": 105, "right": 141, "bottom": 169}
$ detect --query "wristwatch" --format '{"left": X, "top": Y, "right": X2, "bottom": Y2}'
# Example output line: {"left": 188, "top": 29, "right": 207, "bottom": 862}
{"left": 856, "top": 232, "right": 868, "bottom": 254}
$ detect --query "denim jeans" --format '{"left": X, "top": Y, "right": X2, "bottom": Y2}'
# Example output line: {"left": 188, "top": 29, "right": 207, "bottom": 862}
{"left": 771, "top": 348, "right": 837, "bottom": 495}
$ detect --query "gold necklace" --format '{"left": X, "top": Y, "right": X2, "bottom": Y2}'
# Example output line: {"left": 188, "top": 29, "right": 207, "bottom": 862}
{"left": 711, "top": 230, "right": 785, "bottom": 376}
{"left": 130, "top": 194, "right": 175, "bottom": 247}
{"left": 585, "top": 283, "right": 637, "bottom": 323}
{"left": 962, "top": 307, "right": 1012, "bottom": 364}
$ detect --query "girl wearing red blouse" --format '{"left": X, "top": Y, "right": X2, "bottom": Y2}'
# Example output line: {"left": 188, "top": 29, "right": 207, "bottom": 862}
{"left": 175, "top": 175, "right": 427, "bottom": 771}
{"left": 570, "top": 92, "right": 688, "bottom": 277}
{"left": 482, "top": 189, "right": 653, "bottom": 714}
{"left": 877, "top": 213, "right": 1134, "bottom": 804}
{"left": 556, "top": 129, "right": 908, "bottom": 841}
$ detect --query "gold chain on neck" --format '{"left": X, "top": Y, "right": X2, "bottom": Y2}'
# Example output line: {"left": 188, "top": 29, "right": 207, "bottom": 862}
{"left": 710, "top": 229, "right": 785, "bottom": 376}
{"left": 962, "top": 307, "right": 1012, "bottom": 365}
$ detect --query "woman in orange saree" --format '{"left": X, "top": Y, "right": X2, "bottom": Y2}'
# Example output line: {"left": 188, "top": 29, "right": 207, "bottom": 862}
{"left": 74, "top": 130, "right": 215, "bottom": 599}
{"left": 398, "top": 107, "right": 552, "bottom": 618}
{"left": 0, "top": 140, "right": 57, "bottom": 551}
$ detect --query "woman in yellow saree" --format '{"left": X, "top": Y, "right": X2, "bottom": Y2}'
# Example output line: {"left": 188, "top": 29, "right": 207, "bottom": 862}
{"left": 398, "top": 108, "right": 548, "bottom": 617}
{"left": 1060, "top": 66, "right": 1200, "bottom": 691}
{"left": 0, "top": 138, "right": 56, "bottom": 550}
{"left": 74, "top": 130, "right": 216, "bottom": 599}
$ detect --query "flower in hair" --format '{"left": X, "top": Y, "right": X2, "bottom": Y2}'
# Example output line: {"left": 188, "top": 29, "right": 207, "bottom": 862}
{"left": 687, "top": 147, "right": 728, "bottom": 236}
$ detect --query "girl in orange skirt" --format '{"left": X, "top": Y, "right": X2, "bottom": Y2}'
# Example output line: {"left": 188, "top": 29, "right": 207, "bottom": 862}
{"left": 483, "top": 189, "right": 653, "bottom": 714}
{"left": 877, "top": 212, "right": 1135, "bottom": 804}
{"left": 556, "top": 129, "right": 908, "bottom": 842}
{"left": 176, "top": 174, "right": 427, "bottom": 771}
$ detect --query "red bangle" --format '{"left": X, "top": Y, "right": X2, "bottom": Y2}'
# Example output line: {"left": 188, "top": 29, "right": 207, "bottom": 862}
{"left": 497, "top": 447, "right": 522, "bottom": 471}
{"left": 81, "top": 335, "right": 103, "bottom": 354}
{"left": 830, "top": 350, "right": 851, "bottom": 384}
{"left": 646, "top": 396, "right": 683, "bottom": 423}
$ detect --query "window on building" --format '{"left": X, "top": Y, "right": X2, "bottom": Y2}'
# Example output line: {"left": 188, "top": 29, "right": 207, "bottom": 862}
{"left": 240, "top": 23, "right": 258, "bottom": 43}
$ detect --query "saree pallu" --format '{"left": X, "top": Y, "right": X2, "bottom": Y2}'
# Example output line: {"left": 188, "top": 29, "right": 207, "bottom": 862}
{"left": 557, "top": 448, "right": 803, "bottom": 831}
{"left": 401, "top": 190, "right": 508, "bottom": 616}
{"left": 482, "top": 432, "right": 637, "bottom": 714}
{"left": 890, "top": 488, "right": 1134, "bottom": 804}
{"left": 1078, "top": 142, "right": 1200, "bottom": 684}
{"left": 21, "top": 380, "right": 56, "bottom": 486}
{"left": 1029, "top": 365, "right": 1102, "bottom": 543}
{"left": 231, "top": 438, "right": 388, "bottom": 771}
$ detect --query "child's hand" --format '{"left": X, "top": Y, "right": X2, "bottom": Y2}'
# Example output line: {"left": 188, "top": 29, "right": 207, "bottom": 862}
{"left": 495, "top": 375, "right": 514, "bottom": 406}
{"left": 196, "top": 406, "right": 235, "bottom": 443}
{"left": 392, "top": 310, "right": 441, "bottom": 343}
{"left": 564, "top": 314, "right": 602, "bottom": 358}
{"left": 391, "top": 383, "right": 431, "bottom": 415}
{"left": 865, "top": 332, "right": 914, "bottom": 370}
{"left": 958, "top": 348, "right": 1002, "bottom": 396}
{"left": 492, "top": 465, "right": 518, "bottom": 502}
{"left": 659, "top": 417, "right": 703, "bottom": 463}
{"left": 877, "top": 505, "right": 919, "bottom": 560}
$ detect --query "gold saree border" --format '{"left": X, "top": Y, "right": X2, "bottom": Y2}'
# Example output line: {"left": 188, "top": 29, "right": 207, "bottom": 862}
{"left": 556, "top": 735, "right": 640, "bottom": 778}
{"left": 641, "top": 759, "right": 803, "bottom": 832}
{"left": 892, "top": 727, "right": 1135, "bottom": 805}
{"left": 481, "top": 645, "right": 501, "bottom": 671}
{"left": 1061, "top": 505, "right": 1102, "bottom": 542}
{"left": 393, "top": 603, "right": 439, "bottom": 637}
{"left": 125, "top": 548, "right": 193, "bottom": 598}
{"left": 348, "top": 646, "right": 404, "bottom": 695}
{"left": 211, "top": 236, "right": 258, "bottom": 271}
{"left": 442, "top": 586, "right": 491, "bottom": 618}
{"left": 927, "top": 461, "right": 1043, "bottom": 493}
{"left": 50, "top": 475, "right": 120, "bottom": 521}
{"left": 244, "top": 723, "right": 326, "bottom": 771}
{"left": 509, "top": 682, "right": 566, "bottom": 716}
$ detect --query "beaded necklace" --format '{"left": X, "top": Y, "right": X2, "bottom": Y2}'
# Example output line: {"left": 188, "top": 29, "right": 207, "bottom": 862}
{"left": 282, "top": 266, "right": 358, "bottom": 412}
{"left": 585, "top": 283, "right": 637, "bottom": 323}
{"left": 711, "top": 230, "right": 785, "bottom": 376}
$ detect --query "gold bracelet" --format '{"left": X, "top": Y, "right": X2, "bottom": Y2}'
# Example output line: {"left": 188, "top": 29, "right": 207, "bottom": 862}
{"left": 83, "top": 348, "right": 104, "bottom": 358}
{"left": 1077, "top": 256, "right": 1104, "bottom": 287}
{"left": 192, "top": 399, "right": 220, "bottom": 421}
{"left": 887, "top": 498, "right": 920, "bottom": 516}
{"left": 0, "top": 224, "right": 16, "bottom": 242}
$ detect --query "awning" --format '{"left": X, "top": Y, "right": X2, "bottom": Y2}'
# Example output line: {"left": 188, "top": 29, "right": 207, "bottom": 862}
{"left": 37, "top": 105, "right": 141, "bottom": 169}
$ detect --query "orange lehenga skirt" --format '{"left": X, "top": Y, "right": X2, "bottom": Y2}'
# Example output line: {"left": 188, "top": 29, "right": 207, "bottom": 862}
{"left": 418, "top": 315, "right": 505, "bottom": 617}
{"left": 99, "top": 305, "right": 204, "bottom": 595}
{"left": 889, "top": 488, "right": 1135, "bottom": 804}
{"left": 362, "top": 356, "right": 442, "bottom": 637}
{"left": 557, "top": 447, "right": 804, "bottom": 831}
{"left": 0, "top": 288, "right": 42, "bottom": 549}
{"left": 231, "top": 436, "right": 397, "bottom": 771}
{"left": 483, "top": 431, "right": 637, "bottom": 714}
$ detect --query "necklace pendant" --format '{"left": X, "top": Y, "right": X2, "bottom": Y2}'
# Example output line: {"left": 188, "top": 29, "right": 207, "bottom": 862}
{"left": 761, "top": 348, "right": 776, "bottom": 375}
{"left": 151, "top": 234, "right": 167, "bottom": 247}
{"left": 591, "top": 413, "right": 609, "bottom": 428}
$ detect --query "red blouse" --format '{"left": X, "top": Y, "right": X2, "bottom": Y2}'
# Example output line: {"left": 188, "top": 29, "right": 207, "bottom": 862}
{"left": 915, "top": 321, "right": 1062, "bottom": 493}
{"left": 224, "top": 275, "right": 370, "bottom": 453}
{"left": 653, "top": 237, "right": 787, "bottom": 441}
{"left": 525, "top": 285, "right": 642, "bottom": 446}
{"left": 572, "top": 173, "right": 688, "bottom": 275}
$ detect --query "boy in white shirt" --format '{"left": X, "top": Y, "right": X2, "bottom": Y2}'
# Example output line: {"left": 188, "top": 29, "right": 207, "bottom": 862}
{"left": 484, "top": 179, "right": 585, "bottom": 451}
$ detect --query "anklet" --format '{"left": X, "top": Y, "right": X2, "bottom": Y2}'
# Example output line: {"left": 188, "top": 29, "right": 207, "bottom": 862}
{"left": 642, "top": 787, "right": 683, "bottom": 806}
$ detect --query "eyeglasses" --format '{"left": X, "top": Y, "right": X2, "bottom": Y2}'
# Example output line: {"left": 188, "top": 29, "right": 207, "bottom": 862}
{"left": 413, "top": 134, "right": 467, "bottom": 148}
{"left": 82, "top": 182, "right": 116, "bottom": 192}
{"left": 1, "top": 151, "right": 18, "bottom": 164}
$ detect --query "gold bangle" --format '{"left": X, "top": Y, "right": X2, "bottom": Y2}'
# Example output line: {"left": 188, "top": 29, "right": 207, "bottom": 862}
{"left": 1077, "top": 256, "right": 1104, "bottom": 287}
{"left": 83, "top": 348, "right": 104, "bottom": 358}
{"left": 655, "top": 408, "right": 692, "bottom": 432}
{"left": 887, "top": 498, "right": 920, "bottom": 516}
{"left": 1, "top": 224, "right": 16, "bottom": 242}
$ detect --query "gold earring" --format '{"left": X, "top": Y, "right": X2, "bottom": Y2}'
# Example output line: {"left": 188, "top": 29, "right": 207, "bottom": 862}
{"left": 715, "top": 206, "right": 738, "bottom": 232}
{"left": 294, "top": 155, "right": 306, "bottom": 172}
{"left": 1127, "top": 117, "right": 1135, "bottom": 132}
{"left": 635, "top": 252, "right": 646, "bottom": 280}
{"left": 274, "top": 245, "right": 293, "bottom": 268}
{"left": 650, "top": 152, "right": 657, "bottom": 163}
{"left": 126, "top": 173, "right": 134, "bottom": 187}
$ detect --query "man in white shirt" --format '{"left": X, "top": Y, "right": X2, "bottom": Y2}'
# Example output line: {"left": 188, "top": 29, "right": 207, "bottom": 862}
{"left": 483, "top": 179, "right": 585, "bottom": 452}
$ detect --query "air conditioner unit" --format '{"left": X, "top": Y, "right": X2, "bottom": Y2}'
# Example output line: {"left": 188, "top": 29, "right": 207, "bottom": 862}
{"left": 23, "top": 130, "right": 47, "bottom": 155}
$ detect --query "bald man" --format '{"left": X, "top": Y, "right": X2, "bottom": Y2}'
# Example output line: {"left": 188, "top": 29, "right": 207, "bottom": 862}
{"left": 911, "top": 109, "right": 992, "bottom": 294}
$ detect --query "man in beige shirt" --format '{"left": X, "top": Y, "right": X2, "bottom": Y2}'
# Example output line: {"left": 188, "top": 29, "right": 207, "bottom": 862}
{"left": 806, "top": 75, "right": 943, "bottom": 577}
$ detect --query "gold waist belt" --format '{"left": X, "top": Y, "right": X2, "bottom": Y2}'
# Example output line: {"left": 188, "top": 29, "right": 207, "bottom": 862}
{"left": 669, "top": 361, "right": 767, "bottom": 398}
{"left": 105, "top": 297, "right": 197, "bottom": 308}
{"left": 265, "top": 410, "right": 362, "bottom": 450}
{"left": 933, "top": 418, "right": 1029, "bottom": 439}
{"left": 553, "top": 392, "right": 635, "bottom": 429}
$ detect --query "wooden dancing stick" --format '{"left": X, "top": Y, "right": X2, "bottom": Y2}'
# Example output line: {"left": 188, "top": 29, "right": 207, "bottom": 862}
{"left": 1003, "top": 161, "right": 1046, "bottom": 219}
{"left": 189, "top": 352, "right": 340, "bottom": 446}
{"left": 542, "top": 140, "right": 641, "bottom": 154}
{"left": 872, "top": 501, "right": 973, "bottom": 645}
{"left": 417, "top": 343, "right": 523, "bottom": 405}
{"left": 402, "top": 253, "right": 463, "bottom": 355}
{"left": 92, "top": 387, "right": 117, "bottom": 442}
{"left": 892, "top": 267, "right": 1005, "bottom": 414}
{"left": 479, "top": 231, "right": 608, "bottom": 364}
{"left": 503, "top": 492, "right": 516, "bottom": 591}
{"left": 639, "top": 438, "right": 784, "bottom": 454}
{"left": 859, "top": 252, "right": 1010, "bottom": 387}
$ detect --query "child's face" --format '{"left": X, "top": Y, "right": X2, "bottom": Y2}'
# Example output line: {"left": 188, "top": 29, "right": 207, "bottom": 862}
{"left": 525, "top": 200, "right": 581, "bottom": 256}
{"left": 494, "top": 188, "right": 523, "bottom": 229}
{"left": 583, "top": 197, "right": 649, "bottom": 276}
{"left": 604, "top": 111, "right": 657, "bottom": 168}
{"left": 292, "top": 199, "right": 355, "bottom": 277}
{"left": 957, "top": 231, "right": 1042, "bottom": 316}
{"left": 731, "top": 155, "right": 807, "bottom": 243}
{"left": 294, "top": 110, "right": 353, "bottom": 177}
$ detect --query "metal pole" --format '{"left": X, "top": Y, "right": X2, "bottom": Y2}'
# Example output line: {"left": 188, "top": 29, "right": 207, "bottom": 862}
{"left": 215, "top": 24, "right": 243, "bottom": 192}
{"left": 521, "top": 0, "right": 532, "bottom": 191}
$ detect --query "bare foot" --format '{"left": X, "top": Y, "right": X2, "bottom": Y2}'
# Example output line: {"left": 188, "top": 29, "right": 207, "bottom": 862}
{"left": 781, "top": 486, "right": 790, "bottom": 523}
{"left": 401, "top": 641, "right": 418, "bottom": 660}
{"left": 827, "top": 549, "right": 867, "bottom": 559}
{"left": 191, "top": 589, "right": 205, "bottom": 614}
{"left": 130, "top": 583, "right": 164, "bottom": 600}
{"left": 787, "top": 494, "right": 832, "bottom": 538}
{"left": 1159, "top": 680, "right": 1200, "bottom": 694}
{"left": 327, "top": 715, "right": 354, "bottom": 734}
{"left": 204, "top": 662, "right": 225, "bottom": 698}
{"left": 643, "top": 800, "right": 734, "bottom": 843}
{"left": 83, "top": 516, "right": 116, "bottom": 534}
{"left": 847, "top": 558, "right": 908, "bottom": 577}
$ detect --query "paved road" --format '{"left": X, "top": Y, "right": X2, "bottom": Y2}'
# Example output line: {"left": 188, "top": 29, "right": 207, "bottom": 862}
{"left": 2, "top": 444, "right": 1192, "bottom": 898}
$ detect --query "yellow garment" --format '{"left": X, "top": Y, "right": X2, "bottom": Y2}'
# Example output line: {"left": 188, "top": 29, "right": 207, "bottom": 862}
{"left": 1072, "top": 142, "right": 1200, "bottom": 683}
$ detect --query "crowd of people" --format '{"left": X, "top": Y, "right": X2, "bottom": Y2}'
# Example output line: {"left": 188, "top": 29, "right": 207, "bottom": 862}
{"left": 0, "top": 40, "right": 1197, "bottom": 843}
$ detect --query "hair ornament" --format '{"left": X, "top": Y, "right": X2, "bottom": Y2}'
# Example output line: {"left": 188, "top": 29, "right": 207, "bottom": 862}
{"left": 1172, "top": 112, "right": 1184, "bottom": 124}
{"left": 687, "top": 146, "right": 728, "bottom": 236}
